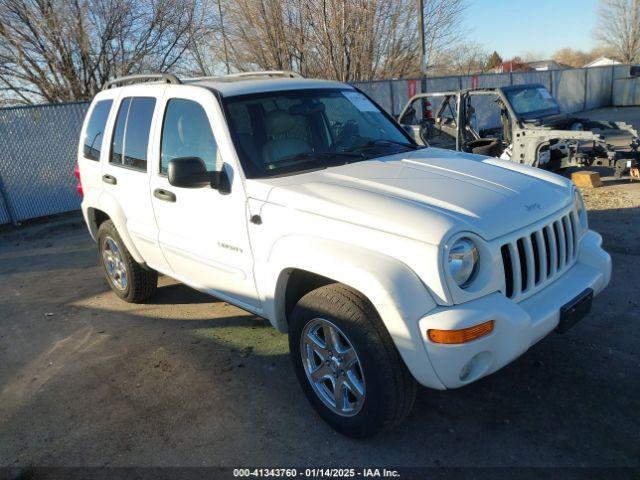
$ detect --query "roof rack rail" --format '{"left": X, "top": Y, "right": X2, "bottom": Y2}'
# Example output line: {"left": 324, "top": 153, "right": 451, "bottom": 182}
{"left": 102, "top": 73, "right": 181, "bottom": 90}
{"left": 189, "top": 70, "right": 304, "bottom": 82}
{"left": 225, "top": 70, "right": 303, "bottom": 79}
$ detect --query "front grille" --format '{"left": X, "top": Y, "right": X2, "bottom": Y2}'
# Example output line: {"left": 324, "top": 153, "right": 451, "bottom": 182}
{"left": 500, "top": 212, "right": 578, "bottom": 300}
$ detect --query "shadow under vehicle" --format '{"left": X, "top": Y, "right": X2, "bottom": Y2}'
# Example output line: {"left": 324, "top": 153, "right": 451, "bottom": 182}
{"left": 398, "top": 83, "right": 639, "bottom": 177}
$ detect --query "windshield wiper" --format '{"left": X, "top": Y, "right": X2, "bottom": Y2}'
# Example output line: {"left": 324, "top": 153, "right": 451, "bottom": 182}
{"left": 265, "top": 151, "right": 367, "bottom": 172}
{"left": 271, "top": 151, "right": 365, "bottom": 165}
{"left": 301, "top": 151, "right": 366, "bottom": 159}
{"left": 352, "top": 139, "right": 423, "bottom": 151}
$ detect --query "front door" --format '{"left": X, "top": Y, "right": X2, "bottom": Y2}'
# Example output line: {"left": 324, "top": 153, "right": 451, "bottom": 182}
{"left": 149, "top": 89, "right": 260, "bottom": 309}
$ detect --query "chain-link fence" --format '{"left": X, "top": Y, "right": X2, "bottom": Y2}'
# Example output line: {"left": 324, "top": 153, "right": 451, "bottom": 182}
{"left": 353, "top": 65, "right": 639, "bottom": 118}
{"left": 0, "top": 102, "right": 89, "bottom": 226}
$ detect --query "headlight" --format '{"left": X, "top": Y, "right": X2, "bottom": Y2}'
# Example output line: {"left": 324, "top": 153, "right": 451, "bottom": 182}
{"left": 574, "top": 189, "right": 588, "bottom": 230}
{"left": 448, "top": 238, "right": 479, "bottom": 288}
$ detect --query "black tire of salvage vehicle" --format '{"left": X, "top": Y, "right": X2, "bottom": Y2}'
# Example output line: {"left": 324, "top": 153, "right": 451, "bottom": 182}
{"left": 97, "top": 220, "right": 158, "bottom": 303}
{"left": 289, "top": 283, "right": 417, "bottom": 438}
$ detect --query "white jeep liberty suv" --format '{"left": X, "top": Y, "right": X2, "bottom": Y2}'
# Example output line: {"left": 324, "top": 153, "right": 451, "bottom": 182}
{"left": 76, "top": 71, "right": 611, "bottom": 438}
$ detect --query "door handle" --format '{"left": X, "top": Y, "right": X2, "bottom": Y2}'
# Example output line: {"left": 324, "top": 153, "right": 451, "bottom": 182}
{"left": 153, "top": 188, "right": 176, "bottom": 203}
{"left": 102, "top": 174, "right": 117, "bottom": 185}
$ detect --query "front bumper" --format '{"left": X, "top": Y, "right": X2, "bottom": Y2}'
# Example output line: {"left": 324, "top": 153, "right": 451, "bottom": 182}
{"left": 417, "top": 230, "right": 611, "bottom": 389}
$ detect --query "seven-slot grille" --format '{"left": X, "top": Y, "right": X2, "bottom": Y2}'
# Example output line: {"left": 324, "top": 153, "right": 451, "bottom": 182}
{"left": 500, "top": 211, "right": 579, "bottom": 300}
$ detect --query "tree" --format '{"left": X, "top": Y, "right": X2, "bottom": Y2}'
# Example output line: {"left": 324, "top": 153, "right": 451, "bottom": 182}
{"left": 419, "top": 0, "right": 468, "bottom": 73}
{"left": 0, "top": 0, "right": 472, "bottom": 103}
{"left": 204, "top": 0, "right": 467, "bottom": 82}
{"left": 551, "top": 47, "right": 609, "bottom": 67}
{"left": 0, "top": 0, "right": 209, "bottom": 104}
{"left": 595, "top": 0, "right": 640, "bottom": 63}
{"left": 435, "top": 42, "right": 488, "bottom": 75}
{"left": 553, "top": 48, "right": 589, "bottom": 67}
{"left": 485, "top": 51, "right": 502, "bottom": 71}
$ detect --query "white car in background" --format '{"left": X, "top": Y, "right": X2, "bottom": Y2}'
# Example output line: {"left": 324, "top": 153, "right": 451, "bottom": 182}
{"left": 76, "top": 71, "right": 611, "bottom": 438}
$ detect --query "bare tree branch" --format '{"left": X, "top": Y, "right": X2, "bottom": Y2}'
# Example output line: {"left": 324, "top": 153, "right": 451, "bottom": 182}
{"left": 205, "top": 0, "right": 466, "bottom": 82}
{"left": 0, "top": 0, "right": 209, "bottom": 104}
{"left": 595, "top": 0, "right": 640, "bottom": 63}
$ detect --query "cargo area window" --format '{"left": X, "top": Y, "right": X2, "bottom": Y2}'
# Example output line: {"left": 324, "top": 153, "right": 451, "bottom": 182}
{"left": 83, "top": 100, "right": 113, "bottom": 161}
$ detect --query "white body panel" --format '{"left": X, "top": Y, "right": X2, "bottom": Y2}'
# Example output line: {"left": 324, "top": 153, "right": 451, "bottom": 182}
{"left": 78, "top": 78, "right": 612, "bottom": 391}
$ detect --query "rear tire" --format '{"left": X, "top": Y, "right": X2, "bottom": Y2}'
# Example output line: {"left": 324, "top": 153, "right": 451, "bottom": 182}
{"left": 289, "top": 284, "right": 416, "bottom": 438}
{"left": 97, "top": 220, "right": 157, "bottom": 303}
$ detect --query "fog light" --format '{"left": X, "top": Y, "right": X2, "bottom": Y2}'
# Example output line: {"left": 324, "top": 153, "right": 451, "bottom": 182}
{"left": 459, "top": 351, "right": 492, "bottom": 382}
{"left": 428, "top": 320, "right": 494, "bottom": 344}
{"left": 459, "top": 361, "right": 473, "bottom": 381}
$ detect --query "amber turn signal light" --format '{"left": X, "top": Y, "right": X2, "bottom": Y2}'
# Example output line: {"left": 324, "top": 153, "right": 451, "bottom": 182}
{"left": 428, "top": 320, "right": 494, "bottom": 344}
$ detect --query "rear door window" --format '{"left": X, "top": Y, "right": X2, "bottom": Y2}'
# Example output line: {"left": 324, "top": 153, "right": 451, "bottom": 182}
{"left": 83, "top": 100, "right": 113, "bottom": 161}
{"left": 110, "top": 97, "right": 156, "bottom": 171}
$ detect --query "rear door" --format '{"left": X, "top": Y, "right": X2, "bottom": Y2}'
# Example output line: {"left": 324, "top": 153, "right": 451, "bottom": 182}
{"left": 100, "top": 86, "right": 169, "bottom": 270}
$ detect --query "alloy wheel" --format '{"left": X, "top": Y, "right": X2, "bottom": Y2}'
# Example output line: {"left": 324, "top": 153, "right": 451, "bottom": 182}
{"left": 102, "top": 236, "right": 128, "bottom": 291}
{"left": 300, "top": 318, "right": 366, "bottom": 417}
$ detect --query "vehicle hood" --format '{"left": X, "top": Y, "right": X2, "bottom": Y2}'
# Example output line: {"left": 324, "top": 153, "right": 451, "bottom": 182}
{"left": 247, "top": 148, "right": 573, "bottom": 244}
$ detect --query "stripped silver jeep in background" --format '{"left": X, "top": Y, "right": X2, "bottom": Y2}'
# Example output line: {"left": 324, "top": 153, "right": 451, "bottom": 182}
{"left": 399, "top": 83, "right": 639, "bottom": 177}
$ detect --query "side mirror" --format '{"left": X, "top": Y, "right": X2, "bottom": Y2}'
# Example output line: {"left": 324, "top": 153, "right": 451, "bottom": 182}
{"left": 168, "top": 157, "right": 230, "bottom": 193}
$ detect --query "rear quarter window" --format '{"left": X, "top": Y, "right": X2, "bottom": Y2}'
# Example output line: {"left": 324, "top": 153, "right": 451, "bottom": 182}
{"left": 82, "top": 100, "right": 113, "bottom": 161}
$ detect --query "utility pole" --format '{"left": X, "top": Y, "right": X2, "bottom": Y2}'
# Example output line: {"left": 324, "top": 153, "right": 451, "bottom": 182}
{"left": 418, "top": 0, "right": 426, "bottom": 93}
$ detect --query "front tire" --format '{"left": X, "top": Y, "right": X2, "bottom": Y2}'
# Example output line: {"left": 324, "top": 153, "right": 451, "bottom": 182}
{"left": 289, "top": 284, "right": 416, "bottom": 438}
{"left": 97, "top": 220, "right": 157, "bottom": 303}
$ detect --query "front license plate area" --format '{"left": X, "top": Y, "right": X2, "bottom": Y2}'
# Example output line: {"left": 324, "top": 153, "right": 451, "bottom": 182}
{"left": 557, "top": 288, "right": 593, "bottom": 333}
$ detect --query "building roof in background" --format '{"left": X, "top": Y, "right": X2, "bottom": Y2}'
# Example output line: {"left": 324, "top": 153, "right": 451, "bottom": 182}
{"left": 584, "top": 56, "right": 621, "bottom": 67}
{"left": 526, "top": 60, "right": 570, "bottom": 71}
{"left": 493, "top": 60, "right": 533, "bottom": 73}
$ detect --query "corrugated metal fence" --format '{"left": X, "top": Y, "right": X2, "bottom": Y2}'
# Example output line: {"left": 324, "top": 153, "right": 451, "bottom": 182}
{"left": 612, "top": 65, "right": 640, "bottom": 105}
{"left": 353, "top": 65, "right": 640, "bottom": 117}
{"left": 0, "top": 102, "right": 88, "bottom": 225}
{"left": 0, "top": 65, "right": 639, "bottom": 225}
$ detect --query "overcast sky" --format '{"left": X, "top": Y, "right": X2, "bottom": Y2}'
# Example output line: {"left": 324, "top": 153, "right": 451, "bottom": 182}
{"left": 466, "top": 0, "right": 600, "bottom": 59}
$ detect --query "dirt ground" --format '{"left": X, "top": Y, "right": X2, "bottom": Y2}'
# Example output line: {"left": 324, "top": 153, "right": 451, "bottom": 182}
{"left": 0, "top": 177, "right": 639, "bottom": 469}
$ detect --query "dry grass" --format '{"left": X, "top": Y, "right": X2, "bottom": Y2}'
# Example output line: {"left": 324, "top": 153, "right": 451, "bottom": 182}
{"left": 579, "top": 185, "right": 636, "bottom": 211}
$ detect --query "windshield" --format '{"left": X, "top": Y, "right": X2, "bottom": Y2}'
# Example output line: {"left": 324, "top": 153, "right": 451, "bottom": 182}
{"left": 222, "top": 88, "right": 417, "bottom": 178}
{"left": 505, "top": 86, "right": 560, "bottom": 118}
